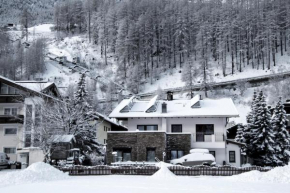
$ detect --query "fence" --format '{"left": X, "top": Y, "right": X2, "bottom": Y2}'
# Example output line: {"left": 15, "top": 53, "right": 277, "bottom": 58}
{"left": 56, "top": 165, "right": 271, "bottom": 176}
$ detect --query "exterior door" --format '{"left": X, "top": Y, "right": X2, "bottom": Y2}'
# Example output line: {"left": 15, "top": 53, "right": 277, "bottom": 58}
{"left": 147, "top": 148, "right": 156, "bottom": 162}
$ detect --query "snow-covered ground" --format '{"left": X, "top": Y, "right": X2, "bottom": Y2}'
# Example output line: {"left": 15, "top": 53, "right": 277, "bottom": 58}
{"left": 1, "top": 162, "right": 290, "bottom": 193}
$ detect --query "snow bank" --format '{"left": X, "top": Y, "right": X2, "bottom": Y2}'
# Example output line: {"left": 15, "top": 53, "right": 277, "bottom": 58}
{"left": 151, "top": 162, "right": 176, "bottom": 180}
{"left": 0, "top": 162, "right": 69, "bottom": 187}
{"left": 230, "top": 164, "right": 290, "bottom": 184}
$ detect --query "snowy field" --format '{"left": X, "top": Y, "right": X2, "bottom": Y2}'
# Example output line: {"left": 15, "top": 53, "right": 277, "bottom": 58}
{"left": 0, "top": 162, "right": 290, "bottom": 193}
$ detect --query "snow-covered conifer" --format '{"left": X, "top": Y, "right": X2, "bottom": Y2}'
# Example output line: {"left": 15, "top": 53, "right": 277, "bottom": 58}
{"left": 272, "top": 97, "right": 290, "bottom": 165}
{"left": 244, "top": 91, "right": 258, "bottom": 157}
{"left": 71, "top": 73, "right": 102, "bottom": 154}
{"left": 251, "top": 91, "right": 279, "bottom": 166}
{"left": 235, "top": 124, "right": 245, "bottom": 143}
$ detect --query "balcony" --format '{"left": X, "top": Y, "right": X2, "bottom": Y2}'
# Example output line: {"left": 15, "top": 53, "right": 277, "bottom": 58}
{"left": 0, "top": 115, "right": 24, "bottom": 124}
{"left": 193, "top": 132, "right": 225, "bottom": 142}
{"left": 0, "top": 95, "right": 23, "bottom": 103}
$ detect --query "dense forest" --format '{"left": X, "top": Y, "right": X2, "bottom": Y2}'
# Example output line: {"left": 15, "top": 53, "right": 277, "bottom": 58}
{"left": 52, "top": 0, "right": 290, "bottom": 94}
{"left": 0, "top": 0, "right": 58, "bottom": 25}
{"left": 1, "top": 0, "right": 290, "bottom": 94}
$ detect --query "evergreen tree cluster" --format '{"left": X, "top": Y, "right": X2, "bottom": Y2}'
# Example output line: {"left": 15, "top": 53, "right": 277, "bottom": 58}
{"left": 243, "top": 91, "right": 290, "bottom": 166}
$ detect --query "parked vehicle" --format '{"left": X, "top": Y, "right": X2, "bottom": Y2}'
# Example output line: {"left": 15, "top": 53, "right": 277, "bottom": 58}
{"left": 0, "top": 152, "right": 10, "bottom": 169}
{"left": 170, "top": 152, "right": 215, "bottom": 166}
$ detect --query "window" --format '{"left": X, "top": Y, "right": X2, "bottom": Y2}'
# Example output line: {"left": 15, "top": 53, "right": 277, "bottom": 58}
{"left": 196, "top": 124, "right": 214, "bottom": 142}
{"left": 229, "top": 151, "right": 236, "bottom": 163}
{"left": 137, "top": 125, "right": 158, "bottom": 131}
{"left": 171, "top": 125, "right": 182, "bottom": 133}
{"left": 104, "top": 139, "right": 107, "bottom": 144}
{"left": 209, "top": 151, "right": 215, "bottom": 157}
{"left": 4, "top": 128, "right": 17, "bottom": 135}
{"left": 104, "top": 126, "right": 106, "bottom": 131}
{"left": 3, "top": 147, "right": 16, "bottom": 154}
{"left": 35, "top": 105, "right": 41, "bottom": 127}
{"left": 25, "top": 134, "right": 31, "bottom": 147}
{"left": 147, "top": 148, "right": 156, "bottom": 162}
{"left": 170, "top": 150, "right": 184, "bottom": 160}
{"left": 113, "top": 148, "right": 131, "bottom": 162}
{"left": 1, "top": 83, "right": 8, "bottom": 94}
{"left": 4, "top": 108, "right": 18, "bottom": 116}
{"left": 26, "top": 105, "right": 33, "bottom": 118}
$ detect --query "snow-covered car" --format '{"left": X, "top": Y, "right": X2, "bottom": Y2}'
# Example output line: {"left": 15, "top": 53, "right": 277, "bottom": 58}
{"left": 170, "top": 152, "right": 215, "bottom": 166}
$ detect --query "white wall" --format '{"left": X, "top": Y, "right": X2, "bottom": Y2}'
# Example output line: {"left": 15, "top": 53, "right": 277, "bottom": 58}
{"left": 96, "top": 120, "right": 112, "bottom": 145}
{"left": 128, "top": 118, "right": 162, "bottom": 131}
{"left": 128, "top": 117, "right": 227, "bottom": 149}
{"left": 226, "top": 143, "right": 241, "bottom": 167}
{"left": 207, "top": 148, "right": 226, "bottom": 166}
{"left": 0, "top": 124, "right": 23, "bottom": 162}
{"left": 29, "top": 148, "right": 44, "bottom": 165}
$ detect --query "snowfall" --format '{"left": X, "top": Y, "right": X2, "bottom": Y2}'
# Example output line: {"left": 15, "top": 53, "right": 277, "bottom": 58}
{"left": 0, "top": 162, "right": 290, "bottom": 193}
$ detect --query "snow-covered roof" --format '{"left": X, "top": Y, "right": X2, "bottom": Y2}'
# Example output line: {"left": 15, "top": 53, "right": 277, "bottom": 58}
{"left": 0, "top": 75, "right": 60, "bottom": 101}
{"left": 95, "top": 112, "right": 127, "bottom": 129}
{"left": 51, "top": 135, "right": 76, "bottom": 143}
{"left": 109, "top": 96, "right": 239, "bottom": 118}
{"left": 15, "top": 81, "right": 54, "bottom": 92}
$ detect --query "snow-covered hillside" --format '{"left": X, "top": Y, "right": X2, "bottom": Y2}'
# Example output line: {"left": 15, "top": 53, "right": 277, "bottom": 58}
{"left": 9, "top": 24, "right": 290, "bottom": 124}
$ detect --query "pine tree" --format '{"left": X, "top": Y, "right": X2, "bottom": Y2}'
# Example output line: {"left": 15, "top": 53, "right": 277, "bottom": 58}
{"left": 272, "top": 97, "right": 290, "bottom": 165}
{"left": 244, "top": 91, "right": 258, "bottom": 157}
{"left": 235, "top": 124, "right": 245, "bottom": 143}
{"left": 251, "top": 91, "right": 279, "bottom": 166}
{"left": 70, "top": 73, "right": 102, "bottom": 154}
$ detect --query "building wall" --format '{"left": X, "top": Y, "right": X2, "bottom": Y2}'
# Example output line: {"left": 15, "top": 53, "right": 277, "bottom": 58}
{"left": 96, "top": 119, "right": 112, "bottom": 145}
{"left": 207, "top": 148, "right": 226, "bottom": 166}
{"left": 226, "top": 143, "right": 241, "bottom": 167}
{"left": 128, "top": 117, "right": 227, "bottom": 149}
{"left": 0, "top": 103, "right": 24, "bottom": 115}
{"left": 166, "top": 134, "right": 191, "bottom": 160}
{"left": 127, "top": 118, "right": 162, "bottom": 131}
{"left": 0, "top": 124, "right": 23, "bottom": 161}
{"left": 29, "top": 148, "right": 44, "bottom": 165}
{"left": 107, "top": 132, "right": 167, "bottom": 164}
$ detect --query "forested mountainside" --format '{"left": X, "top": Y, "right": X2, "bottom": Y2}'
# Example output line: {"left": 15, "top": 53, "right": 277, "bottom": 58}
{"left": 52, "top": 0, "right": 290, "bottom": 94}
{"left": 0, "top": 0, "right": 59, "bottom": 25}
{"left": 1, "top": 0, "right": 290, "bottom": 97}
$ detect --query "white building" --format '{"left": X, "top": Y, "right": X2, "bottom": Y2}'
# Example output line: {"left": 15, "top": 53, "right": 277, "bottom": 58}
{"left": 108, "top": 94, "right": 243, "bottom": 167}
{"left": 0, "top": 76, "right": 61, "bottom": 165}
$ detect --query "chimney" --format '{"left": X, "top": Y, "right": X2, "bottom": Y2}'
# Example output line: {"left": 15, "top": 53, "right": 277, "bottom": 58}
{"left": 162, "top": 102, "right": 167, "bottom": 113}
{"left": 167, "top": 91, "right": 173, "bottom": 101}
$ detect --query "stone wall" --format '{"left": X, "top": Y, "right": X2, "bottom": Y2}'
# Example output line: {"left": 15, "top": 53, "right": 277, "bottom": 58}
{"left": 166, "top": 134, "right": 191, "bottom": 160}
{"left": 106, "top": 132, "right": 138, "bottom": 164}
{"left": 106, "top": 132, "right": 191, "bottom": 164}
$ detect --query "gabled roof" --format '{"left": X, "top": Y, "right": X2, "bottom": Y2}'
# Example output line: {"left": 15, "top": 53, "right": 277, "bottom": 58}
{"left": 109, "top": 96, "right": 239, "bottom": 118}
{"left": 15, "top": 81, "right": 54, "bottom": 92}
{"left": 0, "top": 76, "right": 61, "bottom": 100}
{"left": 51, "top": 135, "right": 76, "bottom": 143}
{"left": 95, "top": 112, "right": 127, "bottom": 130}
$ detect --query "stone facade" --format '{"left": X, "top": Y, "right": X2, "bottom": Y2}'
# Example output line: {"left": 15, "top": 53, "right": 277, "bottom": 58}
{"left": 166, "top": 134, "right": 191, "bottom": 160}
{"left": 106, "top": 132, "right": 191, "bottom": 164}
